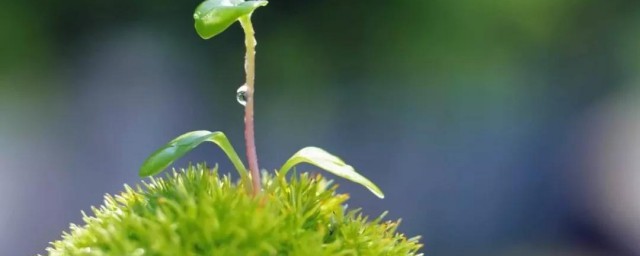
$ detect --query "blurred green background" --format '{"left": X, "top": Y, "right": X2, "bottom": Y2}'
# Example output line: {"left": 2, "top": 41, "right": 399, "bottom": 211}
{"left": 2, "top": 0, "right": 640, "bottom": 255}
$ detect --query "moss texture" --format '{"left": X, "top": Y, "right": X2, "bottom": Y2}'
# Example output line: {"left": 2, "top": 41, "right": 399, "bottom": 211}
{"left": 47, "top": 164, "right": 422, "bottom": 255}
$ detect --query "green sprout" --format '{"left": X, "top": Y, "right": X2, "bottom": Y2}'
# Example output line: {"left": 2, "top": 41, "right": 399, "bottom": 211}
{"left": 45, "top": 1, "right": 423, "bottom": 254}
{"left": 139, "top": 0, "right": 384, "bottom": 199}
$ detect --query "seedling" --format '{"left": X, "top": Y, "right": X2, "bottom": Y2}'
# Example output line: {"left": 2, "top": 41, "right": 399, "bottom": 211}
{"left": 139, "top": 0, "right": 384, "bottom": 199}
{"left": 46, "top": 1, "right": 422, "bottom": 254}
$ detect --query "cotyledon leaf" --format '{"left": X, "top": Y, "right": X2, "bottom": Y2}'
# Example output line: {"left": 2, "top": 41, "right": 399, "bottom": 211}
{"left": 279, "top": 147, "right": 385, "bottom": 199}
{"left": 139, "top": 131, "right": 248, "bottom": 181}
{"left": 194, "top": 0, "right": 268, "bottom": 39}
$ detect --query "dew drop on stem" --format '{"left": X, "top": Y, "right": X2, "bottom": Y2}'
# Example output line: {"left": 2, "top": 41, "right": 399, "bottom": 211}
{"left": 236, "top": 84, "right": 248, "bottom": 106}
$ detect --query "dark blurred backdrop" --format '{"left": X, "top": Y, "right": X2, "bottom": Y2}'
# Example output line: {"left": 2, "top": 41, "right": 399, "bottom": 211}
{"left": 2, "top": 0, "right": 640, "bottom": 255}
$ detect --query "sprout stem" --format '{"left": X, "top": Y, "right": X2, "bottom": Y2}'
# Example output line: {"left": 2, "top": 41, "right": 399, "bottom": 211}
{"left": 239, "top": 15, "right": 261, "bottom": 195}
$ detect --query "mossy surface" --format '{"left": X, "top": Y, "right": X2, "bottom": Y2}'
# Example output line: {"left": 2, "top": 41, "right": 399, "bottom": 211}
{"left": 47, "top": 165, "right": 422, "bottom": 256}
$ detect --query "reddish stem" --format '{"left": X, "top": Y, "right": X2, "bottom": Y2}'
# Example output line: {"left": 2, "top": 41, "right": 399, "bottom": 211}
{"left": 239, "top": 16, "right": 261, "bottom": 195}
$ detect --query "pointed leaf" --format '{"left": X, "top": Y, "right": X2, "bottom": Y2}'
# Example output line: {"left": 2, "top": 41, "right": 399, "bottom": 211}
{"left": 139, "top": 131, "right": 247, "bottom": 180}
{"left": 194, "top": 0, "right": 268, "bottom": 39}
{"left": 279, "top": 147, "right": 385, "bottom": 198}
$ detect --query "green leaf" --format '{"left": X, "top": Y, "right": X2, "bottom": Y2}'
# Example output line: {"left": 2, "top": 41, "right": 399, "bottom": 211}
{"left": 193, "top": 0, "right": 268, "bottom": 39}
{"left": 139, "top": 131, "right": 247, "bottom": 180}
{"left": 279, "top": 147, "right": 385, "bottom": 199}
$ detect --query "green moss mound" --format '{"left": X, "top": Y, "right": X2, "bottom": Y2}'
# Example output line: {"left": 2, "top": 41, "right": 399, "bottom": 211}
{"left": 47, "top": 165, "right": 422, "bottom": 255}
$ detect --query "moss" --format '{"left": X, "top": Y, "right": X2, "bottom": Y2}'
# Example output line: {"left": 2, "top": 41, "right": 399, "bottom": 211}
{"left": 47, "top": 164, "right": 422, "bottom": 255}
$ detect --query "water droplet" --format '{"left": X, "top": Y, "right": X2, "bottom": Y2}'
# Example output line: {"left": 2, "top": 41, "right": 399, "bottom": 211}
{"left": 193, "top": 13, "right": 200, "bottom": 19}
{"left": 236, "top": 84, "right": 248, "bottom": 106}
